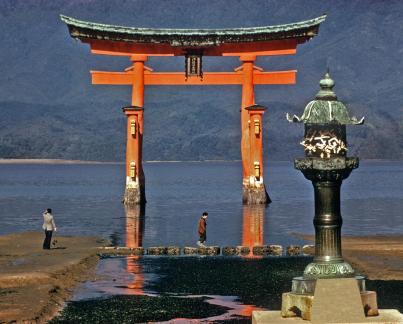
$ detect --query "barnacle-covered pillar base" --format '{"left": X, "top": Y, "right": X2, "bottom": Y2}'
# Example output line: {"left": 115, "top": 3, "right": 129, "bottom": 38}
{"left": 124, "top": 180, "right": 146, "bottom": 205}
{"left": 242, "top": 183, "right": 270, "bottom": 205}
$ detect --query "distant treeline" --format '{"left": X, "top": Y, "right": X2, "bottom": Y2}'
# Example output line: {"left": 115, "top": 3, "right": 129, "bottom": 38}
{"left": 0, "top": 100, "right": 402, "bottom": 161}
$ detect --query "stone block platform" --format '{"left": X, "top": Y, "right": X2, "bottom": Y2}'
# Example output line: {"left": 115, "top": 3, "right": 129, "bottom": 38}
{"left": 97, "top": 244, "right": 299, "bottom": 257}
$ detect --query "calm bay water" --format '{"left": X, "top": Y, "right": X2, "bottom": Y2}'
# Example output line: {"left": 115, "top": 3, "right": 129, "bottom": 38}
{"left": 0, "top": 160, "right": 402, "bottom": 247}
{"left": 2, "top": 160, "right": 403, "bottom": 322}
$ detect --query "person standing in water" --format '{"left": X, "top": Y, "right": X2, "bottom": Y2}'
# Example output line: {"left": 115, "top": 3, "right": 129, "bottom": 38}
{"left": 197, "top": 211, "right": 208, "bottom": 247}
{"left": 42, "top": 208, "right": 57, "bottom": 249}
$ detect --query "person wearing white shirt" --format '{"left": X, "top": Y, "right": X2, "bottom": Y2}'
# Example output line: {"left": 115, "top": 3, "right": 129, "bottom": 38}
{"left": 42, "top": 208, "right": 57, "bottom": 249}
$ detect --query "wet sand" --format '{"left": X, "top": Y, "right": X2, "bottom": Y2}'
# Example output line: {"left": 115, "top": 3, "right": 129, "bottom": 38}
{"left": 1, "top": 232, "right": 402, "bottom": 323}
{"left": 297, "top": 234, "right": 403, "bottom": 280}
{"left": 0, "top": 232, "right": 107, "bottom": 323}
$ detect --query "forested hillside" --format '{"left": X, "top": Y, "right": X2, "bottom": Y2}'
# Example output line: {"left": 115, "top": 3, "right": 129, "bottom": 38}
{"left": 0, "top": 0, "right": 402, "bottom": 161}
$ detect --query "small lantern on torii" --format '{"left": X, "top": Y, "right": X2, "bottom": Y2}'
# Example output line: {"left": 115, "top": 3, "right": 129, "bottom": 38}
{"left": 185, "top": 50, "right": 203, "bottom": 79}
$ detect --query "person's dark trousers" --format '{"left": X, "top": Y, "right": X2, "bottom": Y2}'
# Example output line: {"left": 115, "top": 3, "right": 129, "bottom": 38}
{"left": 43, "top": 230, "right": 53, "bottom": 249}
{"left": 199, "top": 233, "right": 206, "bottom": 244}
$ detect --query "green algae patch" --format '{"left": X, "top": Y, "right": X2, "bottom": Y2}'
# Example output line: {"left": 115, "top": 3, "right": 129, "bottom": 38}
{"left": 48, "top": 256, "right": 403, "bottom": 322}
{"left": 50, "top": 295, "right": 230, "bottom": 323}
{"left": 149, "top": 256, "right": 311, "bottom": 308}
{"left": 366, "top": 280, "right": 403, "bottom": 312}
{"left": 0, "top": 289, "right": 16, "bottom": 296}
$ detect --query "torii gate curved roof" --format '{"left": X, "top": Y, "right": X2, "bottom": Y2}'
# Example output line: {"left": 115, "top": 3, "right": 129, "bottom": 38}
{"left": 60, "top": 14, "right": 326, "bottom": 56}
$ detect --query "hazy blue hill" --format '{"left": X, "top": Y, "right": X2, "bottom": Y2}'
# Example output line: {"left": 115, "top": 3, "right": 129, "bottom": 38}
{"left": 0, "top": 0, "right": 402, "bottom": 161}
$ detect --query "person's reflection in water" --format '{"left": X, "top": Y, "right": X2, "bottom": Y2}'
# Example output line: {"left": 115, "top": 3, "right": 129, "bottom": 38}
{"left": 242, "top": 205, "right": 265, "bottom": 257}
{"left": 125, "top": 205, "right": 145, "bottom": 295}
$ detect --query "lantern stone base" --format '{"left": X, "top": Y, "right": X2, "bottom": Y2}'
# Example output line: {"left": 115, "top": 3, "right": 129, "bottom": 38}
{"left": 281, "top": 276, "right": 378, "bottom": 321}
{"left": 123, "top": 178, "right": 146, "bottom": 205}
{"left": 281, "top": 290, "right": 379, "bottom": 321}
{"left": 252, "top": 309, "right": 403, "bottom": 324}
{"left": 242, "top": 184, "right": 271, "bottom": 205}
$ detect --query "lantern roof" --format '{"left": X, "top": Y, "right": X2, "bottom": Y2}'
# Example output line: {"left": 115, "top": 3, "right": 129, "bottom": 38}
{"left": 60, "top": 14, "right": 326, "bottom": 47}
{"left": 286, "top": 72, "right": 365, "bottom": 125}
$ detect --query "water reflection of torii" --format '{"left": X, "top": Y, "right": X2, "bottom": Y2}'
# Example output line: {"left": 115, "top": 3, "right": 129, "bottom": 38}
{"left": 242, "top": 205, "right": 265, "bottom": 257}
{"left": 240, "top": 205, "right": 267, "bottom": 315}
{"left": 124, "top": 205, "right": 266, "bottom": 316}
{"left": 125, "top": 205, "right": 146, "bottom": 295}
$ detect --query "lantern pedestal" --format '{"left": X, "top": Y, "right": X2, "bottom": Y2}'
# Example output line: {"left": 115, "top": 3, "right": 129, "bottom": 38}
{"left": 278, "top": 156, "right": 380, "bottom": 320}
{"left": 295, "top": 157, "right": 358, "bottom": 279}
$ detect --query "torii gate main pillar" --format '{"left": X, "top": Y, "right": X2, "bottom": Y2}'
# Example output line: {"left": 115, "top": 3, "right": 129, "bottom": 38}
{"left": 240, "top": 56, "right": 270, "bottom": 204}
{"left": 123, "top": 55, "right": 147, "bottom": 205}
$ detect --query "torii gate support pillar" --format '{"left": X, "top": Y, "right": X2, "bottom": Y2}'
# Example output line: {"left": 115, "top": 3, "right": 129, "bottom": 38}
{"left": 240, "top": 56, "right": 270, "bottom": 204}
{"left": 123, "top": 106, "right": 146, "bottom": 205}
{"left": 123, "top": 55, "right": 147, "bottom": 205}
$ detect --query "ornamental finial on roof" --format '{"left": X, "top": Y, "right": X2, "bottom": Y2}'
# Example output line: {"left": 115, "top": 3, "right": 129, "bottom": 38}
{"left": 316, "top": 70, "right": 336, "bottom": 100}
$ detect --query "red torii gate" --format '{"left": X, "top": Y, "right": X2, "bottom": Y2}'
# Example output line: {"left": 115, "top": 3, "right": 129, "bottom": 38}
{"left": 61, "top": 14, "right": 326, "bottom": 205}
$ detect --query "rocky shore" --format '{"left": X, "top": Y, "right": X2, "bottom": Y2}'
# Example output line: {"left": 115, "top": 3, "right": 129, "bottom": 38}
{"left": 0, "top": 232, "right": 107, "bottom": 323}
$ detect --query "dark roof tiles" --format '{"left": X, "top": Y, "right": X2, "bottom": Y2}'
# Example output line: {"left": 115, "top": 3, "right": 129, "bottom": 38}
{"left": 60, "top": 14, "right": 327, "bottom": 47}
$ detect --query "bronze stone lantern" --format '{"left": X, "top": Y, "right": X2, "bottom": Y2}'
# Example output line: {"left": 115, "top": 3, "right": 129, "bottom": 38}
{"left": 280, "top": 72, "right": 382, "bottom": 321}
{"left": 287, "top": 71, "right": 364, "bottom": 279}
{"left": 283, "top": 72, "right": 372, "bottom": 308}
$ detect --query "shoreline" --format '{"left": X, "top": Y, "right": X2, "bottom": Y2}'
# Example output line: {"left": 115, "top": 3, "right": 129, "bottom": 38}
{"left": 0, "top": 158, "right": 402, "bottom": 165}
{"left": 0, "top": 158, "right": 120, "bottom": 165}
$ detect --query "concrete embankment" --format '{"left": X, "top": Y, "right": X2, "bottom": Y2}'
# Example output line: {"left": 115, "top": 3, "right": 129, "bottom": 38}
{"left": 0, "top": 232, "right": 108, "bottom": 323}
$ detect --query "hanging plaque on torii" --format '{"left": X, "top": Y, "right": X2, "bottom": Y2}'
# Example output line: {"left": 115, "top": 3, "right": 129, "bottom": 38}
{"left": 61, "top": 14, "right": 326, "bottom": 205}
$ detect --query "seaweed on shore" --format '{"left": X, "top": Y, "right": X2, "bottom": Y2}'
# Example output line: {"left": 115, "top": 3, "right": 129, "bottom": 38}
{"left": 148, "top": 256, "right": 312, "bottom": 308}
{"left": 0, "top": 289, "right": 16, "bottom": 296}
{"left": 366, "top": 280, "right": 403, "bottom": 312}
{"left": 49, "top": 295, "right": 230, "bottom": 323}
{"left": 50, "top": 256, "right": 403, "bottom": 323}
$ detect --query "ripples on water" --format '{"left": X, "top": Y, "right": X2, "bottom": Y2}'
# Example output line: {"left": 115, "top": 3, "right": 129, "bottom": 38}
{"left": 0, "top": 161, "right": 402, "bottom": 248}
